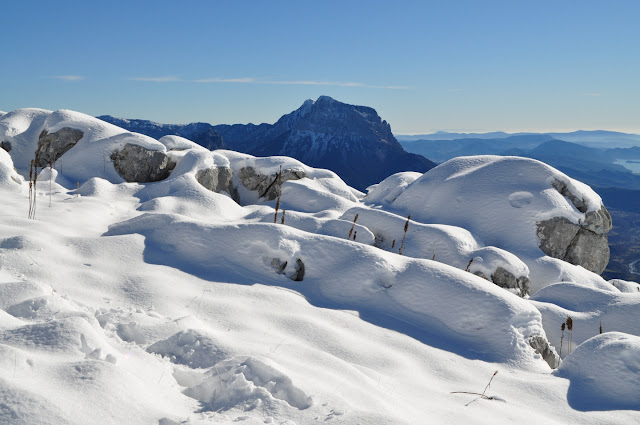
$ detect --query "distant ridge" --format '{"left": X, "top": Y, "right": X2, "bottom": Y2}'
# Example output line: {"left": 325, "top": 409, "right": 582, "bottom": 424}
{"left": 97, "top": 116, "right": 227, "bottom": 151}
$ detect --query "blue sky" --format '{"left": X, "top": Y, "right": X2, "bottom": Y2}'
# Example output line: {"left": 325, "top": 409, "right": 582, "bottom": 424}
{"left": 2, "top": 0, "right": 639, "bottom": 133}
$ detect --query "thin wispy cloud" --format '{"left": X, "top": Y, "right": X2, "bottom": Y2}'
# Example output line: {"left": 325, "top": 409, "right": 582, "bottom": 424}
{"left": 194, "top": 77, "right": 256, "bottom": 83}
{"left": 51, "top": 75, "right": 86, "bottom": 81}
{"left": 131, "top": 75, "right": 409, "bottom": 90}
{"left": 129, "top": 76, "right": 182, "bottom": 82}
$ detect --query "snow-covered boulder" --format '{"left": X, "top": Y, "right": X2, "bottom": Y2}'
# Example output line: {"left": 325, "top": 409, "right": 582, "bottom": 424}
{"left": 392, "top": 156, "right": 612, "bottom": 285}
{"left": 363, "top": 171, "right": 422, "bottom": 205}
{"left": 530, "top": 282, "right": 640, "bottom": 357}
{"left": 0, "top": 148, "right": 23, "bottom": 190}
{"left": 556, "top": 332, "right": 640, "bottom": 410}
{"left": 340, "top": 206, "right": 532, "bottom": 296}
{"left": 0, "top": 108, "right": 173, "bottom": 185}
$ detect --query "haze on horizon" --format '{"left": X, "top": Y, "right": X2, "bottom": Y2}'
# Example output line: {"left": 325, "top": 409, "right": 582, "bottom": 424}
{"left": 1, "top": 0, "right": 639, "bottom": 135}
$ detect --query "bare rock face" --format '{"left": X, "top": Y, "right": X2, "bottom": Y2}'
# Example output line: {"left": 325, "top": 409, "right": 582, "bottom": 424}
{"left": 490, "top": 267, "right": 531, "bottom": 297}
{"left": 196, "top": 167, "right": 239, "bottom": 202}
{"left": 537, "top": 180, "right": 611, "bottom": 275}
{"left": 237, "top": 166, "right": 306, "bottom": 200}
{"left": 110, "top": 143, "right": 176, "bottom": 182}
{"left": 36, "top": 127, "right": 84, "bottom": 167}
{"left": 0, "top": 141, "right": 11, "bottom": 152}
{"left": 529, "top": 335, "right": 560, "bottom": 369}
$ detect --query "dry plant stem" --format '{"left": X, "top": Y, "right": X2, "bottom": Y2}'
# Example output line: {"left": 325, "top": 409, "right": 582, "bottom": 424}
{"left": 566, "top": 316, "right": 573, "bottom": 354}
{"left": 560, "top": 322, "right": 565, "bottom": 357}
{"left": 465, "top": 258, "right": 474, "bottom": 272}
{"left": 49, "top": 160, "right": 53, "bottom": 207}
{"left": 451, "top": 370, "right": 499, "bottom": 401}
{"left": 273, "top": 165, "right": 282, "bottom": 223}
{"left": 280, "top": 209, "right": 286, "bottom": 225}
{"left": 353, "top": 230, "right": 357, "bottom": 241}
{"left": 599, "top": 321, "right": 603, "bottom": 334}
{"left": 391, "top": 239, "right": 396, "bottom": 250}
{"left": 398, "top": 214, "right": 410, "bottom": 255}
{"left": 348, "top": 213, "right": 359, "bottom": 239}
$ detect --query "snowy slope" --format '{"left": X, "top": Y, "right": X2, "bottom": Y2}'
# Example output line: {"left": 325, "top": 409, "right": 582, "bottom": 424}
{"left": 1, "top": 108, "right": 639, "bottom": 424}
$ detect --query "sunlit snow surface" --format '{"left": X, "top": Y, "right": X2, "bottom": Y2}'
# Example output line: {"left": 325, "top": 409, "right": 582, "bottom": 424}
{"left": 0, "top": 108, "right": 639, "bottom": 424}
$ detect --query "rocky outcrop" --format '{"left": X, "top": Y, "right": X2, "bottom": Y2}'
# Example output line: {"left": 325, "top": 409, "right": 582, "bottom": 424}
{"left": 36, "top": 127, "right": 84, "bottom": 167}
{"left": 491, "top": 267, "right": 531, "bottom": 297}
{"left": 196, "top": 167, "right": 239, "bottom": 201}
{"left": 110, "top": 143, "right": 176, "bottom": 182}
{"left": 529, "top": 335, "right": 560, "bottom": 369}
{"left": 237, "top": 166, "right": 306, "bottom": 200}
{"left": 537, "top": 179, "right": 612, "bottom": 274}
{"left": 0, "top": 141, "right": 10, "bottom": 152}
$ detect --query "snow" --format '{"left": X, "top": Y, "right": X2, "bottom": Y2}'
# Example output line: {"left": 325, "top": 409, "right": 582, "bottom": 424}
{"left": 1, "top": 108, "right": 639, "bottom": 424}
{"left": 391, "top": 155, "right": 611, "bottom": 291}
{"left": 556, "top": 332, "right": 640, "bottom": 410}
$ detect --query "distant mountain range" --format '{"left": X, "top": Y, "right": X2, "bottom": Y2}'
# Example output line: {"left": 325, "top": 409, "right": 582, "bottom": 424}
{"left": 400, "top": 136, "right": 640, "bottom": 190}
{"left": 97, "top": 116, "right": 227, "bottom": 151}
{"left": 100, "top": 96, "right": 436, "bottom": 191}
{"left": 397, "top": 130, "right": 640, "bottom": 148}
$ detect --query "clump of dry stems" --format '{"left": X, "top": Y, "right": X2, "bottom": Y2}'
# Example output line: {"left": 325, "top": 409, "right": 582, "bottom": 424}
{"left": 398, "top": 214, "right": 410, "bottom": 255}
{"left": 273, "top": 165, "right": 283, "bottom": 224}
{"left": 28, "top": 159, "right": 39, "bottom": 219}
{"left": 348, "top": 213, "right": 359, "bottom": 239}
{"left": 566, "top": 316, "right": 573, "bottom": 354}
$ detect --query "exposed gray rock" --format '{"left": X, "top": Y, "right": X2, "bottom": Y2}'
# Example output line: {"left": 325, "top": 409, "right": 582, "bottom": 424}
{"left": 490, "top": 267, "right": 531, "bottom": 297}
{"left": 551, "top": 179, "right": 587, "bottom": 213}
{"left": 536, "top": 180, "right": 612, "bottom": 275}
{"left": 196, "top": 167, "right": 239, "bottom": 202}
{"left": 564, "top": 230, "right": 610, "bottom": 274}
{"left": 238, "top": 166, "right": 306, "bottom": 200}
{"left": 36, "top": 127, "right": 84, "bottom": 167}
{"left": 110, "top": 143, "right": 176, "bottom": 182}
{"left": 271, "top": 258, "right": 288, "bottom": 274}
{"left": 537, "top": 217, "right": 580, "bottom": 259}
{"left": 529, "top": 335, "right": 560, "bottom": 369}
{"left": 583, "top": 208, "right": 612, "bottom": 235}
{"left": 289, "top": 259, "right": 305, "bottom": 282}
{"left": 0, "top": 141, "right": 10, "bottom": 152}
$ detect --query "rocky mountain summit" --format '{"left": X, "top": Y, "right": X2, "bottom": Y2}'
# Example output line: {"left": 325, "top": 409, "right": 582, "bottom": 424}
{"left": 214, "top": 96, "right": 436, "bottom": 190}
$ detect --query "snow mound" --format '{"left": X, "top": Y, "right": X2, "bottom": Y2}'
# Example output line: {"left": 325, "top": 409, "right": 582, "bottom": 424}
{"left": 106, "top": 212, "right": 555, "bottom": 367}
{"left": 393, "top": 155, "right": 602, "bottom": 250}
{"left": 530, "top": 282, "right": 640, "bottom": 357}
{"left": 181, "top": 356, "right": 313, "bottom": 411}
{"left": 392, "top": 155, "right": 611, "bottom": 290}
{"left": 364, "top": 171, "right": 422, "bottom": 204}
{"left": 0, "top": 148, "right": 23, "bottom": 190}
{"left": 340, "top": 206, "right": 531, "bottom": 295}
{"left": 148, "top": 329, "right": 235, "bottom": 369}
{"left": 556, "top": 332, "right": 640, "bottom": 410}
{"left": 159, "top": 134, "right": 208, "bottom": 151}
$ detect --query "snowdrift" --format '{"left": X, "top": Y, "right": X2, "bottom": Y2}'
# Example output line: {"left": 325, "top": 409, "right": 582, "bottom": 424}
{"left": 0, "top": 107, "right": 637, "bottom": 424}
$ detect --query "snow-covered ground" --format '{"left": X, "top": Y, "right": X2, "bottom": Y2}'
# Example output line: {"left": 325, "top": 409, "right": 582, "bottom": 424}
{"left": 1, "top": 108, "right": 639, "bottom": 424}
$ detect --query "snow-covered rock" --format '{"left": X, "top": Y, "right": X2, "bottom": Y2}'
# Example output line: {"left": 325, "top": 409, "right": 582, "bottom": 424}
{"left": 1, "top": 105, "right": 637, "bottom": 424}
{"left": 392, "top": 155, "right": 613, "bottom": 288}
{"left": 556, "top": 332, "right": 640, "bottom": 410}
